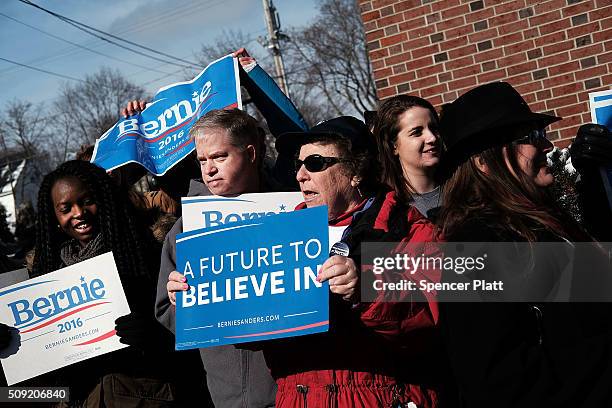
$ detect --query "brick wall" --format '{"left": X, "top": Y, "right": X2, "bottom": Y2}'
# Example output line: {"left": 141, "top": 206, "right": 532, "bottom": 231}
{"left": 359, "top": 0, "right": 611, "bottom": 146}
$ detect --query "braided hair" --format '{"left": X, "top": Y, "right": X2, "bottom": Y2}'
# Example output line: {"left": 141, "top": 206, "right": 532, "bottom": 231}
{"left": 32, "top": 161, "right": 153, "bottom": 284}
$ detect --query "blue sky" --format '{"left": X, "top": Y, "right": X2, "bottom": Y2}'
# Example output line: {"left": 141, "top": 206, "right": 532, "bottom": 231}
{"left": 0, "top": 0, "right": 319, "bottom": 108}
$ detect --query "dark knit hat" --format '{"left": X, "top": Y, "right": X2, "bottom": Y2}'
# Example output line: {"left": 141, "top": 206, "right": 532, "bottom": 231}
{"left": 275, "top": 116, "right": 375, "bottom": 157}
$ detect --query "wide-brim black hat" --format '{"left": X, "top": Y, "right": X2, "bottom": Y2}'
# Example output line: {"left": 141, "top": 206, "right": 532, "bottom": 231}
{"left": 276, "top": 116, "right": 375, "bottom": 157}
{"left": 439, "top": 81, "right": 561, "bottom": 171}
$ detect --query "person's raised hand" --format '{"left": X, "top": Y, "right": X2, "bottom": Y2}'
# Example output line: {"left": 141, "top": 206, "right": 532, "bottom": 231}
{"left": 318, "top": 255, "right": 359, "bottom": 302}
{"left": 121, "top": 100, "right": 148, "bottom": 118}
{"left": 570, "top": 123, "right": 612, "bottom": 173}
{"left": 167, "top": 270, "right": 189, "bottom": 306}
{"left": 232, "top": 48, "right": 256, "bottom": 70}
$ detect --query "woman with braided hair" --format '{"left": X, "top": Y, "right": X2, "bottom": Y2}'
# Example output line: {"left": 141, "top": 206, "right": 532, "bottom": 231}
{"left": 32, "top": 160, "right": 150, "bottom": 281}
{"left": 28, "top": 160, "right": 206, "bottom": 407}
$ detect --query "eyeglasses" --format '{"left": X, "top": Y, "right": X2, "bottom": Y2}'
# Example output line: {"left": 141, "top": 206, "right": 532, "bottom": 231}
{"left": 295, "top": 154, "right": 352, "bottom": 172}
{"left": 514, "top": 128, "right": 548, "bottom": 145}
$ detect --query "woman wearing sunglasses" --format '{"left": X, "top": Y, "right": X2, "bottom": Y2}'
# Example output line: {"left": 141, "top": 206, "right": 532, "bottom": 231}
{"left": 263, "top": 117, "right": 442, "bottom": 407}
{"left": 436, "top": 82, "right": 612, "bottom": 406}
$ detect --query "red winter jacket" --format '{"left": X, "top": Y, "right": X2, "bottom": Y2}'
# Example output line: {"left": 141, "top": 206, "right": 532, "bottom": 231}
{"left": 264, "top": 192, "right": 443, "bottom": 408}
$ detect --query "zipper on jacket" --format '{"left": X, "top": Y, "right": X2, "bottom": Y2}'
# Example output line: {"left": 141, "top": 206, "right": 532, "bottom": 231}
{"left": 530, "top": 305, "right": 544, "bottom": 346}
{"left": 296, "top": 384, "right": 309, "bottom": 408}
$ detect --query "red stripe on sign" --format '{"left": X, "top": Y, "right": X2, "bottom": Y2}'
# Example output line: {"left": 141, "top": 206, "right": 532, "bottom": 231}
{"left": 224, "top": 320, "right": 329, "bottom": 339}
{"left": 74, "top": 329, "right": 116, "bottom": 346}
{"left": 164, "top": 137, "right": 194, "bottom": 156}
{"left": 20, "top": 302, "right": 111, "bottom": 334}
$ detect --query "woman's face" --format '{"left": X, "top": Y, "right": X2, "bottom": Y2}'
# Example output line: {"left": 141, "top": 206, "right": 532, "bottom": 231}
{"left": 296, "top": 142, "right": 360, "bottom": 220}
{"left": 51, "top": 176, "right": 99, "bottom": 246}
{"left": 394, "top": 106, "right": 440, "bottom": 176}
{"left": 510, "top": 135, "right": 555, "bottom": 187}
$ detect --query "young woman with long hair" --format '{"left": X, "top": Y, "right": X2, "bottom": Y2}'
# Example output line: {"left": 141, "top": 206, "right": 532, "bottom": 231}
{"left": 436, "top": 82, "right": 612, "bottom": 406}
{"left": 372, "top": 95, "right": 442, "bottom": 217}
{"left": 29, "top": 160, "right": 204, "bottom": 406}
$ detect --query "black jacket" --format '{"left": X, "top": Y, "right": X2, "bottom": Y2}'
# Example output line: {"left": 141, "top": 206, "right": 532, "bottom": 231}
{"left": 440, "top": 217, "right": 612, "bottom": 407}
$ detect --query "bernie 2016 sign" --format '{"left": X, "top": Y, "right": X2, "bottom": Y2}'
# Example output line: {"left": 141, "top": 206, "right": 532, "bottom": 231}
{"left": 91, "top": 54, "right": 241, "bottom": 176}
{"left": 175, "top": 206, "right": 329, "bottom": 349}
{"left": 0, "top": 253, "right": 130, "bottom": 385}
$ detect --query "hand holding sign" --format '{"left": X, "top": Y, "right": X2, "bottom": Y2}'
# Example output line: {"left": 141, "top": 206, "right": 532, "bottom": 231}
{"left": 167, "top": 271, "right": 188, "bottom": 306}
{"left": 318, "top": 255, "right": 359, "bottom": 303}
{"left": 232, "top": 48, "right": 256, "bottom": 72}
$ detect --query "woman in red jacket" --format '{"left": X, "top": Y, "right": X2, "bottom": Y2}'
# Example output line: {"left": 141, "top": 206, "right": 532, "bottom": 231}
{"left": 267, "top": 116, "right": 442, "bottom": 407}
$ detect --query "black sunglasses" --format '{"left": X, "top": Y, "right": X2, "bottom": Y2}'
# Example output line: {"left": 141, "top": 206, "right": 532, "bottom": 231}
{"left": 295, "top": 154, "right": 352, "bottom": 172}
{"left": 514, "top": 128, "right": 548, "bottom": 145}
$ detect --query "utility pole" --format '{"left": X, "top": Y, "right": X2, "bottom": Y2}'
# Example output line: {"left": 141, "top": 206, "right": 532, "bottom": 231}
{"left": 261, "top": 0, "right": 290, "bottom": 97}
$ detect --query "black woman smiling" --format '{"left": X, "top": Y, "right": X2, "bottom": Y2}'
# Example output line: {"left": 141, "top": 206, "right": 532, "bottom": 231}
{"left": 29, "top": 160, "right": 205, "bottom": 406}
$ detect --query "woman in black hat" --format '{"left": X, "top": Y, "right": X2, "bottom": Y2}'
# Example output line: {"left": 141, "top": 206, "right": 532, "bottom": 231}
{"left": 436, "top": 82, "right": 612, "bottom": 406}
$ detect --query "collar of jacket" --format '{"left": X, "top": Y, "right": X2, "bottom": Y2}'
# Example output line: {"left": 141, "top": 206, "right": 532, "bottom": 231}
{"left": 373, "top": 191, "right": 426, "bottom": 233}
{"left": 294, "top": 199, "right": 369, "bottom": 226}
{"left": 186, "top": 177, "right": 273, "bottom": 197}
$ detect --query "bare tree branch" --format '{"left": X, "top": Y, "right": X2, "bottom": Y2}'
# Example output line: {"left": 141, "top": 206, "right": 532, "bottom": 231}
{"left": 52, "top": 67, "right": 147, "bottom": 148}
{"left": 193, "top": 0, "right": 377, "bottom": 125}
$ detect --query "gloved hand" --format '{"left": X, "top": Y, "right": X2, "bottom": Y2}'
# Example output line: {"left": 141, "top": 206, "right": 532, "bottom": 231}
{"left": 569, "top": 123, "right": 612, "bottom": 241}
{"left": 570, "top": 123, "right": 612, "bottom": 173}
{"left": 115, "top": 312, "right": 173, "bottom": 351}
{"left": 0, "top": 323, "right": 11, "bottom": 350}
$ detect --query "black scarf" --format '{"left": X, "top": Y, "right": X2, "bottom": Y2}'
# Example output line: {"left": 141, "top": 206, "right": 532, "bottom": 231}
{"left": 59, "top": 233, "right": 106, "bottom": 267}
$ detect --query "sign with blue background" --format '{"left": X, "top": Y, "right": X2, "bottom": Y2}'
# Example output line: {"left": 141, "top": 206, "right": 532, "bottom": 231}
{"left": 92, "top": 55, "right": 241, "bottom": 176}
{"left": 590, "top": 89, "right": 612, "bottom": 128}
{"left": 175, "top": 206, "right": 329, "bottom": 349}
{"left": 589, "top": 89, "right": 612, "bottom": 211}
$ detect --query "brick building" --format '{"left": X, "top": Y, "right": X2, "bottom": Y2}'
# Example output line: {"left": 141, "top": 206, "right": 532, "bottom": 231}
{"left": 359, "top": 0, "right": 610, "bottom": 146}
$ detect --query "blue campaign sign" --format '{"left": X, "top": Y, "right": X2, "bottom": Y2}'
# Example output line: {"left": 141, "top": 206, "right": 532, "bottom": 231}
{"left": 91, "top": 55, "right": 241, "bottom": 176}
{"left": 175, "top": 206, "right": 329, "bottom": 350}
{"left": 589, "top": 90, "right": 612, "bottom": 210}
{"left": 590, "top": 89, "right": 612, "bottom": 128}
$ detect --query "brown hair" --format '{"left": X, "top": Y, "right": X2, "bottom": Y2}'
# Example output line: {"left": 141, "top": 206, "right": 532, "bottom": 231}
{"left": 372, "top": 95, "right": 439, "bottom": 202}
{"left": 438, "top": 142, "right": 590, "bottom": 242}
{"left": 189, "top": 109, "right": 267, "bottom": 169}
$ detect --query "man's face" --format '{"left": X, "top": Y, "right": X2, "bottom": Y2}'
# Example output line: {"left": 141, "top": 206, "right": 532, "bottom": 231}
{"left": 195, "top": 128, "right": 258, "bottom": 196}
